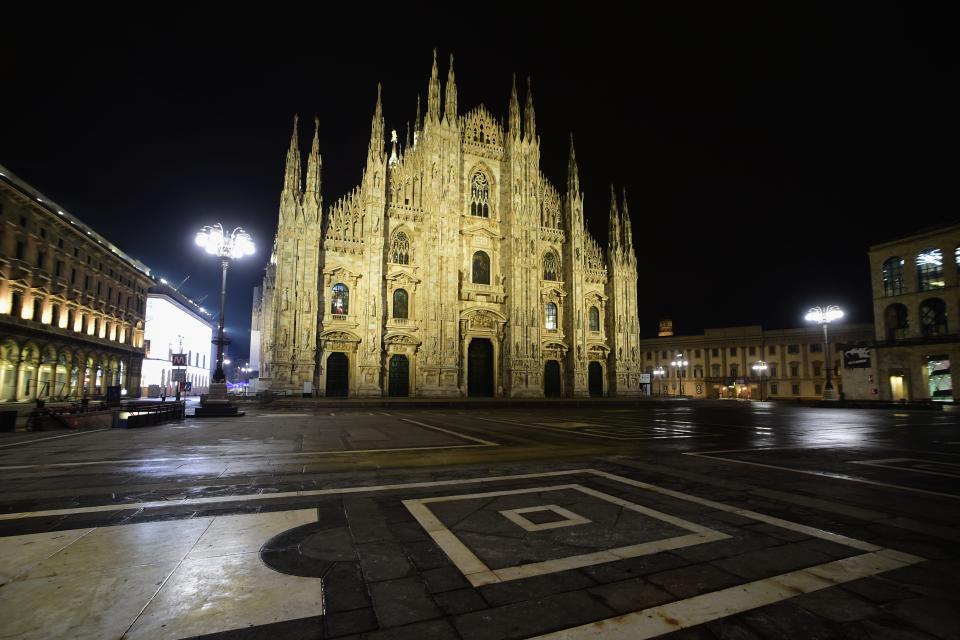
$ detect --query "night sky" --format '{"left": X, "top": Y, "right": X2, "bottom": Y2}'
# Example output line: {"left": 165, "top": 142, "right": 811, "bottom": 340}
{"left": 2, "top": 7, "right": 954, "bottom": 359}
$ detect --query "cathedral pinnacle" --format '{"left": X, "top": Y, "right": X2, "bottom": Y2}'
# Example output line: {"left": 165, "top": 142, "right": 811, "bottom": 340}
{"left": 283, "top": 114, "right": 302, "bottom": 196}
{"left": 508, "top": 73, "right": 520, "bottom": 137}
{"left": 369, "top": 83, "right": 384, "bottom": 159}
{"left": 443, "top": 53, "right": 458, "bottom": 124}
{"left": 621, "top": 187, "right": 635, "bottom": 256}
{"left": 567, "top": 133, "right": 580, "bottom": 193}
{"left": 524, "top": 76, "right": 537, "bottom": 141}
{"left": 305, "top": 116, "right": 322, "bottom": 206}
{"left": 608, "top": 184, "right": 621, "bottom": 253}
{"left": 389, "top": 129, "right": 399, "bottom": 167}
{"left": 427, "top": 48, "right": 441, "bottom": 121}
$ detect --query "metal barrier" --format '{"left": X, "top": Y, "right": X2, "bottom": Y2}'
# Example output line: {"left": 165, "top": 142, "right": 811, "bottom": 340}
{"left": 119, "top": 402, "right": 186, "bottom": 428}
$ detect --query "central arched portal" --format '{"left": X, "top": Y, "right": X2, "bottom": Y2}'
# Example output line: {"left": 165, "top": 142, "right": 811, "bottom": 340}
{"left": 588, "top": 362, "right": 603, "bottom": 397}
{"left": 468, "top": 339, "right": 494, "bottom": 397}
{"left": 388, "top": 354, "right": 410, "bottom": 397}
{"left": 325, "top": 353, "right": 349, "bottom": 397}
{"left": 544, "top": 360, "right": 561, "bottom": 397}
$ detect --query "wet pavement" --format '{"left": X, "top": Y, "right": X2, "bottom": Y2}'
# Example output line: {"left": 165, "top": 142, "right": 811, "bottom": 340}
{"left": 0, "top": 401, "right": 958, "bottom": 639}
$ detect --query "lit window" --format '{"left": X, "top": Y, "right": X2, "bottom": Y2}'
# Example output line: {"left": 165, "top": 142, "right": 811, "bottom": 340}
{"left": 470, "top": 172, "right": 490, "bottom": 218}
{"left": 472, "top": 251, "right": 490, "bottom": 284}
{"left": 543, "top": 252, "right": 560, "bottom": 281}
{"left": 881, "top": 256, "right": 905, "bottom": 296}
{"left": 545, "top": 302, "right": 558, "bottom": 329}
{"left": 393, "top": 289, "right": 408, "bottom": 319}
{"left": 589, "top": 306, "right": 600, "bottom": 332}
{"left": 331, "top": 283, "right": 349, "bottom": 315}
{"left": 917, "top": 248, "right": 945, "bottom": 291}
{"left": 390, "top": 231, "right": 410, "bottom": 264}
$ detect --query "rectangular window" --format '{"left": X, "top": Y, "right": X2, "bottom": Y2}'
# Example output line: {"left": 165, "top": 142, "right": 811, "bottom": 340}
{"left": 84, "top": 275, "right": 91, "bottom": 290}
{"left": 97, "top": 282, "right": 102, "bottom": 296}
{"left": 792, "top": 384, "right": 800, "bottom": 395}
{"left": 810, "top": 343, "right": 823, "bottom": 353}
{"left": 769, "top": 364, "right": 778, "bottom": 377}
{"left": 71, "top": 268, "right": 77, "bottom": 283}
{"left": 19, "top": 215, "right": 26, "bottom": 226}
{"left": 815, "top": 384, "right": 822, "bottom": 395}
{"left": 770, "top": 383, "right": 779, "bottom": 395}
{"left": 58, "top": 238, "right": 64, "bottom": 249}
{"left": 40, "top": 228, "right": 46, "bottom": 239}
{"left": 711, "top": 348, "right": 719, "bottom": 357}
{"left": 768, "top": 345, "right": 776, "bottom": 354}
{"left": 748, "top": 346, "right": 756, "bottom": 356}
{"left": 55, "top": 260, "right": 63, "bottom": 276}
{"left": 36, "top": 251, "right": 46, "bottom": 269}
{"left": 645, "top": 352, "right": 652, "bottom": 360}
{"left": 813, "top": 363, "right": 822, "bottom": 376}
{"left": 74, "top": 248, "right": 79, "bottom": 257}
{"left": 787, "top": 344, "right": 800, "bottom": 354}
{"left": 729, "top": 347, "right": 737, "bottom": 356}
{"left": 790, "top": 365, "right": 799, "bottom": 377}
{"left": 15, "top": 241, "right": 26, "bottom": 260}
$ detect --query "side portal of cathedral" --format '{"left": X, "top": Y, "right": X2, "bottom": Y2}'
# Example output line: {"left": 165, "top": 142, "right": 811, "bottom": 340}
{"left": 257, "top": 52, "right": 642, "bottom": 398}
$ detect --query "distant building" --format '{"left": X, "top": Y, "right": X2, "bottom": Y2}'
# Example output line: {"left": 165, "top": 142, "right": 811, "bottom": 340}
{"left": 141, "top": 284, "right": 214, "bottom": 397}
{"left": 0, "top": 164, "right": 153, "bottom": 401}
{"left": 867, "top": 224, "right": 960, "bottom": 402}
{"left": 639, "top": 323, "right": 874, "bottom": 400}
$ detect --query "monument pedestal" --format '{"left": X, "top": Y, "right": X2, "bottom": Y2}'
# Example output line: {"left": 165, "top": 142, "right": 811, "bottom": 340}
{"left": 194, "top": 382, "right": 245, "bottom": 417}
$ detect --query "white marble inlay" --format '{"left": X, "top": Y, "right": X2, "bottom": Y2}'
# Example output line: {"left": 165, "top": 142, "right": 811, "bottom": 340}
{"left": 499, "top": 504, "right": 591, "bottom": 532}
{"left": 404, "top": 483, "right": 729, "bottom": 587}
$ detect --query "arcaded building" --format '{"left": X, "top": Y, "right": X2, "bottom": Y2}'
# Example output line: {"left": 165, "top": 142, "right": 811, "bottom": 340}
{"left": 257, "top": 52, "right": 642, "bottom": 398}
{"left": 0, "top": 164, "right": 153, "bottom": 402}
{"left": 869, "top": 224, "right": 960, "bottom": 402}
{"left": 639, "top": 321, "right": 874, "bottom": 400}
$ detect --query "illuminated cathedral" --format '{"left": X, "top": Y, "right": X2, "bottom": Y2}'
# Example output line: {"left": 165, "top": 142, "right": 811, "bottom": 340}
{"left": 256, "top": 52, "right": 641, "bottom": 397}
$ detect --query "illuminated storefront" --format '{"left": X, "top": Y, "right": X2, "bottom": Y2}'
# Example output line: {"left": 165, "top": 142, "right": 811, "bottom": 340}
{"left": 141, "top": 287, "right": 214, "bottom": 397}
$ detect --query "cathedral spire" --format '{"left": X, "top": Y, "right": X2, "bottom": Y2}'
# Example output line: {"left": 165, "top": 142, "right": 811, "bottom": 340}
{"left": 427, "top": 48, "right": 441, "bottom": 122}
{"left": 621, "top": 187, "right": 635, "bottom": 256}
{"left": 368, "top": 83, "right": 384, "bottom": 160}
{"left": 524, "top": 76, "right": 537, "bottom": 141}
{"left": 304, "top": 116, "right": 321, "bottom": 206}
{"left": 443, "top": 53, "right": 457, "bottom": 124}
{"left": 567, "top": 133, "right": 580, "bottom": 194}
{"left": 415, "top": 94, "right": 422, "bottom": 132}
{"left": 508, "top": 73, "right": 520, "bottom": 137}
{"left": 608, "top": 184, "right": 621, "bottom": 254}
{"left": 283, "top": 114, "right": 302, "bottom": 196}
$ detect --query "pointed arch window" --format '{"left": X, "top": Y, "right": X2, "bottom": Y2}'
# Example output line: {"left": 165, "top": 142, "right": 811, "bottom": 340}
{"left": 470, "top": 172, "right": 490, "bottom": 218}
{"left": 393, "top": 289, "right": 408, "bottom": 319}
{"left": 543, "top": 251, "right": 560, "bottom": 281}
{"left": 472, "top": 251, "right": 490, "bottom": 284}
{"left": 331, "top": 283, "right": 349, "bottom": 316}
{"left": 545, "top": 302, "right": 558, "bottom": 330}
{"left": 390, "top": 231, "right": 410, "bottom": 265}
{"left": 589, "top": 306, "right": 600, "bottom": 332}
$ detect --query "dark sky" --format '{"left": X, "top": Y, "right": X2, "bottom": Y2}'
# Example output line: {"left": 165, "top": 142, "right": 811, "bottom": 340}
{"left": 2, "top": 6, "right": 955, "bottom": 358}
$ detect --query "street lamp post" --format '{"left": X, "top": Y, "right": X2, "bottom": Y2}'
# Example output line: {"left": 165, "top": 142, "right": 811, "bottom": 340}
{"left": 752, "top": 360, "right": 768, "bottom": 401}
{"left": 653, "top": 365, "right": 665, "bottom": 397}
{"left": 804, "top": 305, "right": 843, "bottom": 401}
{"left": 671, "top": 354, "right": 689, "bottom": 397}
{"left": 194, "top": 224, "right": 254, "bottom": 417}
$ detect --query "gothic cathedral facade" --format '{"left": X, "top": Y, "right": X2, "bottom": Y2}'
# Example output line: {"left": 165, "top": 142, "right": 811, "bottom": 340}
{"left": 257, "top": 52, "right": 642, "bottom": 398}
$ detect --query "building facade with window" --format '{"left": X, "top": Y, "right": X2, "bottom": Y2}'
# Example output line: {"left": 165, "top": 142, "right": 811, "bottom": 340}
{"left": 141, "top": 284, "right": 214, "bottom": 397}
{"left": 869, "top": 224, "right": 960, "bottom": 402}
{"left": 0, "top": 164, "right": 153, "bottom": 402}
{"left": 639, "top": 324, "right": 874, "bottom": 400}
{"left": 257, "top": 54, "right": 641, "bottom": 398}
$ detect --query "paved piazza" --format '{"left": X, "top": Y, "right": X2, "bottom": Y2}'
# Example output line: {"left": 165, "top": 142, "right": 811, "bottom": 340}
{"left": 0, "top": 402, "right": 959, "bottom": 639}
